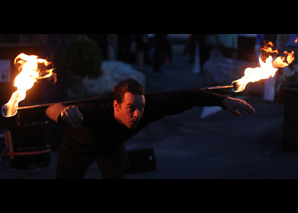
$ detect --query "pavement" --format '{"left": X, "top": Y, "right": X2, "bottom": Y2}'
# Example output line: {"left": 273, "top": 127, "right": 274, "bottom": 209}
{"left": 1, "top": 43, "right": 298, "bottom": 179}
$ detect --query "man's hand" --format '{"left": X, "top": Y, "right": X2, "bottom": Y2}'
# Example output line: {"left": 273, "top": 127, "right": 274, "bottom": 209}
{"left": 222, "top": 97, "right": 256, "bottom": 118}
{"left": 60, "top": 106, "right": 84, "bottom": 127}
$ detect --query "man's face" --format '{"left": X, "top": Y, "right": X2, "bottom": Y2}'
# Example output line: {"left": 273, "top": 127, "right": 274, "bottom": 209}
{"left": 113, "top": 92, "right": 145, "bottom": 129}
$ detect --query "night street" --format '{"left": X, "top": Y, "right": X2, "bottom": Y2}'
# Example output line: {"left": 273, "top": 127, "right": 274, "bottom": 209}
{"left": 1, "top": 40, "right": 297, "bottom": 179}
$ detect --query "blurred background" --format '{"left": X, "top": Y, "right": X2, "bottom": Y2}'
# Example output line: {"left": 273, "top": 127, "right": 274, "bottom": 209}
{"left": 1, "top": 34, "right": 298, "bottom": 179}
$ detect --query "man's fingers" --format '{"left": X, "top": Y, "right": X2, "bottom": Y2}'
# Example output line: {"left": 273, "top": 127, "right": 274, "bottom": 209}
{"left": 222, "top": 97, "right": 256, "bottom": 118}
{"left": 73, "top": 107, "right": 84, "bottom": 125}
{"left": 61, "top": 106, "right": 84, "bottom": 126}
{"left": 231, "top": 100, "right": 255, "bottom": 118}
{"left": 79, "top": 111, "right": 84, "bottom": 121}
{"left": 61, "top": 109, "right": 71, "bottom": 122}
{"left": 238, "top": 100, "right": 256, "bottom": 115}
{"left": 228, "top": 108, "right": 242, "bottom": 118}
{"left": 67, "top": 107, "right": 81, "bottom": 125}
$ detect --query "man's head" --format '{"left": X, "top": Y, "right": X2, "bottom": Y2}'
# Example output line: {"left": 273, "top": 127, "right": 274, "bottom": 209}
{"left": 113, "top": 78, "right": 145, "bottom": 129}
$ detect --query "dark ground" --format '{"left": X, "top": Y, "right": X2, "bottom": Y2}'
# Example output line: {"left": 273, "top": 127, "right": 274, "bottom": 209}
{"left": 1, "top": 43, "right": 298, "bottom": 179}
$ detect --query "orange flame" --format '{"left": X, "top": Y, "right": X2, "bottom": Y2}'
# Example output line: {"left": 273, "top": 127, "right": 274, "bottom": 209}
{"left": 2, "top": 53, "right": 56, "bottom": 117}
{"left": 232, "top": 41, "right": 295, "bottom": 93}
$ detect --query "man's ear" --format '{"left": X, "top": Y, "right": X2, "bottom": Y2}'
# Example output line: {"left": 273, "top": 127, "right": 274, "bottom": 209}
{"left": 113, "top": 100, "right": 120, "bottom": 111}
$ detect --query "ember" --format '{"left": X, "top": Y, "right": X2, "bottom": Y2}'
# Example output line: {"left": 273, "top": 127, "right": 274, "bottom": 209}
{"left": 1, "top": 53, "right": 56, "bottom": 117}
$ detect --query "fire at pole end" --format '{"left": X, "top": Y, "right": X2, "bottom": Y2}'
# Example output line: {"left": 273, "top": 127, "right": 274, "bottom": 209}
{"left": 2, "top": 104, "right": 8, "bottom": 117}
{"left": 231, "top": 81, "right": 241, "bottom": 93}
{"left": 1, "top": 104, "right": 17, "bottom": 118}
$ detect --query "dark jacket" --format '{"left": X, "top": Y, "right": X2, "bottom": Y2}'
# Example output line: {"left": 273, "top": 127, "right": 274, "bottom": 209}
{"left": 58, "top": 89, "right": 227, "bottom": 150}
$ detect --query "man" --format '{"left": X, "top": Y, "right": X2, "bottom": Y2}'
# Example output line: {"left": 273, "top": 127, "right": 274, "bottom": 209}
{"left": 46, "top": 78, "right": 256, "bottom": 179}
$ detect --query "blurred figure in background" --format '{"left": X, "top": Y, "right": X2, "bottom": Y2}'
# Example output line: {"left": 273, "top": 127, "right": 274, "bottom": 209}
{"left": 153, "top": 34, "right": 168, "bottom": 72}
{"left": 254, "top": 34, "right": 264, "bottom": 61}
{"left": 189, "top": 34, "right": 212, "bottom": 71}
{"left": 237, "top": 34, "right": 257, "bottom": 61}
{"left": 135, "top": 34, "right": 148, "bottom": 71}
{"left": 218, "top": 34, "right": 238, "bottom": 58}
{"left": 107, "top": 34, "right": 118, "bottom": 61}
{"left": 165, "top": 36, "right": 172, "bottom": 63}
{"left": 117, "top": 34, "right": 133, "bottom": 63}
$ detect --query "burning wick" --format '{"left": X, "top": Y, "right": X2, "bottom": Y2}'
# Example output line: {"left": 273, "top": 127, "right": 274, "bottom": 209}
{"left": 2, "top": 53, "right": 56, "bottom": 118}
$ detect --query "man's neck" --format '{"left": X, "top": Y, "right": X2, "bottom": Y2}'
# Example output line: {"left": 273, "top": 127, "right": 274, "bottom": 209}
{"left": 113, "top": 108, "right": 124, "bottom": 125}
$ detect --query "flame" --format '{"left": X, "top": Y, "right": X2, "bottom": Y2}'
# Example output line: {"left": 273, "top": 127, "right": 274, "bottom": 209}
{"left": 232, "top": 41, "right": 295, "bottom": 93}
{"left": 2, "top": 53, "right": 56, "bottom": 117}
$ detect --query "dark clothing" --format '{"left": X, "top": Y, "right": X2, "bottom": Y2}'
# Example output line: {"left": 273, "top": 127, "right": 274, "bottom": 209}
{"left": 135, "top": 34, "right": 148, "bottom": 52}
{"left": 56, "top": 89, "right": 227, "bottom": 179}
{"left": 117, "top": 34, "right": 133, "bottom": 63}
{"left": 189, "top": 34, "right": 211, "bottom": 70}
{"left": 237, "top": 36, "right": 256, "bottom": 61}
{"left": 153, "top": 34, "right": 168, "bottom": 72}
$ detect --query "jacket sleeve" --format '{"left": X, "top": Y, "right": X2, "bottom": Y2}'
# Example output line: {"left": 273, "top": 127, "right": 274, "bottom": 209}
{"left": 144, "top": 89, "right": 228, "bottom": 122}
{"left": 55, "top": 103, "right": 100, "bottom": 127}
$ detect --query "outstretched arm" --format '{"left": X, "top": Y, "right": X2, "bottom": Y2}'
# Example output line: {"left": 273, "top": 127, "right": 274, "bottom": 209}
{"left": 144, "top": 89, "right": 256, "bottom": 123}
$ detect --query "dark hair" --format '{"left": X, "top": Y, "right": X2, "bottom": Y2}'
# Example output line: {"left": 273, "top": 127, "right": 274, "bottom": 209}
{"left": 113, "top": 78, "right": 145, "bottom": 103}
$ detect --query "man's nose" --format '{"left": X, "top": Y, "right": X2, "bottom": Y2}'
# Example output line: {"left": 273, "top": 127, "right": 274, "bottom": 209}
{"left": 133, "top": 109, "right": 140, "bottom": 117}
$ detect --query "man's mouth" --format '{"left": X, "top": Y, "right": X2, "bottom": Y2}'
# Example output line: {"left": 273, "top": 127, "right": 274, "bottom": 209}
{"left": 130, "top": 120, "right": 138, "bottom": 125}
